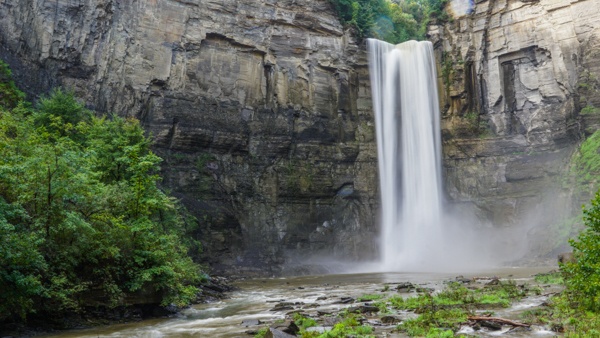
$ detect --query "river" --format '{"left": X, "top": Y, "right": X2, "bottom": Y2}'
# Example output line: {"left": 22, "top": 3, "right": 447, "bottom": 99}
{"left": 41, "top": 267, "right": 559, "bottom": 338}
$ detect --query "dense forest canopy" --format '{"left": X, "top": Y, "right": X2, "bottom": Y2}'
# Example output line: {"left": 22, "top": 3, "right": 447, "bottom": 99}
{"left": 329, "top": 0, "right": 448, "bottom": 43}
{"left": 0, "top": 61, "right": 204, "bottom": 324}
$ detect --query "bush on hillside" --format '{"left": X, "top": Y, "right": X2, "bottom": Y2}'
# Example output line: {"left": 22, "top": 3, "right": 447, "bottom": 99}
{"left": 562, "top": 189, "right": 600, "bottom": 311}
{"left": 0, "top": 84, "right": 204, "bottom": 322}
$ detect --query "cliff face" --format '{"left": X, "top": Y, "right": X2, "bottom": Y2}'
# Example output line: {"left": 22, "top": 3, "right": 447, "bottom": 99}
{"left": 3, "top": 0, "right": 600, "bottom": 273}
{"left": 433, "top": 0, "right": 600, "bottom": 253}
{"left": 0, "top": 0, "right": 379, "bottom": 274}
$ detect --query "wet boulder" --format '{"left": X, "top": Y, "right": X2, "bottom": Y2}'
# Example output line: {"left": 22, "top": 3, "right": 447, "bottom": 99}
{"left": 241, "top": 319, "right": 262, "bottom": 327}
{"left": 348, "top": 305, "right": 380, "bottom": 314}
{"left": 265, "top": 321, "right": 300, "bottom": 338}
{"left": 396, "top": 282, "right": 416, "bottom": 293}
{"left": 380, "top": 316, "right": 399, "bottom": 324}
{"left": 480, "top": 320, "right": 502, "bottom": 331}
{"left": 270, "top": 302, "right": 295, "bottom": 311}
{"left": 455, "top": 275, "right": 472, "bottom": 284}
{"left": 335, "top": 297, "right": 354, "bottom": 304}
{"left": 265, "top": 328, "right": 296, "bottom": 338}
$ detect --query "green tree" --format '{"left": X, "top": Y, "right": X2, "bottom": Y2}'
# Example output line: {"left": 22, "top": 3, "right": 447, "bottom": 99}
{"left": 563, "top": 190, "right": 600, "bottom": 311}
{"left": 329, "top": 0, "right": 448, "bottom": 43}
{"left": 0, "top": 61, "right": 25, "bottom": 109}
{"left": 0, "top": 84, "right": 204, "bottom": 322}
{"left": 0, "top": 199, "right": 45, "bottom": 321}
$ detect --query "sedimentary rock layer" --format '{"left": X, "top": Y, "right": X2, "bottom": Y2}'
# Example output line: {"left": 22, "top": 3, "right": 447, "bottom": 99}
{"left": 3, "top": 0, "right": 600, "bottom": 271}
{"left": 0, "top": 0, "right": 378, "bottom": 274}
{"left": 433, "top": 0, "right": 600, "bottom": 256}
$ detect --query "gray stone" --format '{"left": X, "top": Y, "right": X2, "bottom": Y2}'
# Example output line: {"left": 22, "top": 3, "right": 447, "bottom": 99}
{"left": 241, "top": 319, "right": 262, "bottom": 327}
{"left": 396, "top": 282, "right": 416, "bottom": 293}
{"left": 348, "top": 305, "right": 379, "bottom": 314}
{"left": 305, "top": 326, "right": 331, "bottom": 333}
{"left": 268, "top": 321, "right": 299, "bottom": 336}
{"left": 380, "top": 316, "right": 398, "bottom": 324}
{"left": 265, "top": 328, "right": 296, "bottom": 338}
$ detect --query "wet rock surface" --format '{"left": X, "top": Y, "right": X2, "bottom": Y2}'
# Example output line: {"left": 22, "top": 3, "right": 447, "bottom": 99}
{"left": 235, "top": 269, "right": 558, "bottom": 337}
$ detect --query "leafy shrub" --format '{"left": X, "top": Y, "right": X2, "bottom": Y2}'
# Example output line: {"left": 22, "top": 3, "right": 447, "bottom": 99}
{"left": 0, "top": 79, "right": 204, "bottom": 322}
{"left": 0, "top": 60, "right": 25, "bottom": 109}
{"left": 562, "top": 190, "right": 600, "bottom": 311}
{"left": 294, "top": 313, "right": 318, "bottom": 330}
{"left": 399, "top": 307, "right": 467, "bottom": 336}
{"left": 581, "top": 105, "right": 599, "bottom": 115}
{"left": 571, "top": 130, "right": 600, "bottom": 187}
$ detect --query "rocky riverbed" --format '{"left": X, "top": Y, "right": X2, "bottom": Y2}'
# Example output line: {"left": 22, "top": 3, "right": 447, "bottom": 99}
{"left": 37, "top": 267, "right": 561, "bottom": 338}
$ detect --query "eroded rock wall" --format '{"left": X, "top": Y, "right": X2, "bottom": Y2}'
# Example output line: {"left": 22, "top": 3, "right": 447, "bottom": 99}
{"left": 4, "top": 0, "right": 599, "bottom": 271}
{"left": 0, "top": 0, "right": 379, "bottom": 275}
{"left": 432, "top": 0, "right": 600, "bottom": 255}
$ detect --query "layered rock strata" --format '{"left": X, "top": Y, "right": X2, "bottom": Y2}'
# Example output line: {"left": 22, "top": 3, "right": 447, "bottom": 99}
{"left": 3, "top": 0, "right": 600, "bottom": 271}
{"left": 432, "top": 0, "right": 600, "bottom": 256}
{"left": 0, "top": 0, "right": 378, "bottom": 274}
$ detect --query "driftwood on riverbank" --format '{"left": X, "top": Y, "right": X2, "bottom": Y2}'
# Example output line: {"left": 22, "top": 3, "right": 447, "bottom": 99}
{"left": 468, "top": 316, "right": 530, "bottom": 327}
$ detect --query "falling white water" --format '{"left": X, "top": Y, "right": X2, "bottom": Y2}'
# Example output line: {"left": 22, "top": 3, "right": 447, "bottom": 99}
{"left": 368, "top": 39, "right": 446, "bottom": 271}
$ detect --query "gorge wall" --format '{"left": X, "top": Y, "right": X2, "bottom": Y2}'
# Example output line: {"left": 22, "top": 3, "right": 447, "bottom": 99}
{"left": 2, "top": 0, "right": 600, "bottom": 273}
{"left": 0, "top": 0, "right": 378, "bottom": 275}
{"left": 433, "top": 0, "right": 600, "bottom": 257}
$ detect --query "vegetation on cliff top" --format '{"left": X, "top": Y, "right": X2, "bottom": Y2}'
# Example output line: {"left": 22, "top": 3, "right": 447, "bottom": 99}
{"left": 0, "top": 65, "right": 204, "bottom": 325}
{"left": 329, "top": 0, "right": 448, "bottom": 43}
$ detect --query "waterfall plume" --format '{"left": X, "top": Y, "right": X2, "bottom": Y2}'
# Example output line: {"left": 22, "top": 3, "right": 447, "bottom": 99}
{"left": 368, "top": 39, "right": 484, "bottom": 272}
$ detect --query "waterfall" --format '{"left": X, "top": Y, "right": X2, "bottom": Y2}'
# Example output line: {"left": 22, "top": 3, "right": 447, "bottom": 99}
{"left": 367, "top": 39, "right": 445, "bottom": 271}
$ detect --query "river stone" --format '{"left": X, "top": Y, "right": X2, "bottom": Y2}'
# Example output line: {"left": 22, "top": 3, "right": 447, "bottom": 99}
{"left": 347, "top": 305, "right": 379, "bottom": 314}
{"left": 270, "top": 302, "right": 295, "bottom": 311}
{"left": 485, "top": 278, "right": 500, "bottom": 286}
{"left": 285, "top": 310, "right": 306, "bottom": 316}
{"left": 380, "top": 316, "right": 399, "bottom": 324}
{"left": 241, "top": 319, "right": 262, "bottom": 327}
{"left": 415, "top": 287, "right": 434, "bottom": 293}
{"left": 265, "top": 328, "right": 296, "bottom": 338}
{"left": 269, "top": 321, "right": 299, "bottom": 336}
{"left": 396, "top": 282, "right": 416, "bottom": 292}
{"left": 479, "top": 320, "right": 502, "bottom": 331}
{"left": 455, "top": 276, "right": 472, "bottom": 284}
{"left": 335, "top": 297, "right": 354, "bottom": 304}
{"left": 322, "top": 316, "right": 342, "bottom": 326}
{"left": 305, "top": 326, "right": 331, "bottom": 333}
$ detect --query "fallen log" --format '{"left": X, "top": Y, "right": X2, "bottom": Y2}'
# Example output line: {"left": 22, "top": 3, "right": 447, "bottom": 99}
{"left": 468, "top": 316, "right": 530, "bottom": 327}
